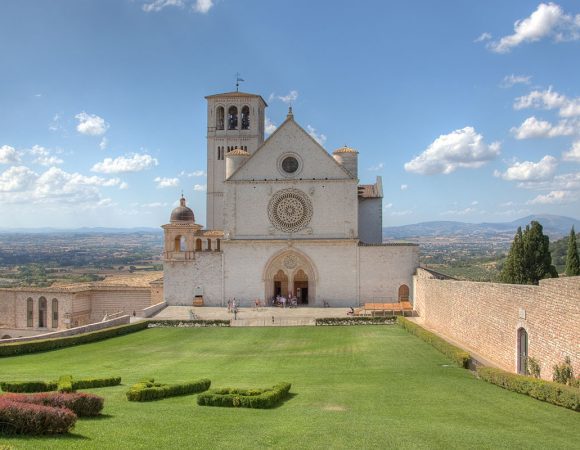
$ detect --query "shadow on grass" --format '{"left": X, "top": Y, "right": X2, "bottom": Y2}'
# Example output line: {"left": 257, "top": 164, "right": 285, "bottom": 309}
{"left": 1, "top": 432, "right": 91, "bottom": 442}
{"left": 269, "top": 392, "right": 298, "bottom": 409}
{"left": 82, "top": 413, "right": 114, "bottom": 421}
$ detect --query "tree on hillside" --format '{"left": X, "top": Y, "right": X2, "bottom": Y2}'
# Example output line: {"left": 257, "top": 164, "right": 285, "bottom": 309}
{"left": 500, "top": 221, "right": 558, "bottom": 285}
{"left": 565, "top": 226, "right": 580, "bottom": 276}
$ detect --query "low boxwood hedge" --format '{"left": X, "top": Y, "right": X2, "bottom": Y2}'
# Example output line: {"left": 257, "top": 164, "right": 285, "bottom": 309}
{"left": 315, "top": 317, "right": 397, "bottom": 326}
{"left": 477, "top": 366, "right": 580, "bottom": 411}
{"left": 0, "top": 321, "right": 149, "bottom": 357}
{"left": 0, "top": 399, "right": 77, "bottom": 435}
{"left": 126, "top": 378, "right": 211, "bottom": 402}
{"left": 147, "top": 320, "right": 230, "bottom": 328}
{"left": 1, "top": 376, "right": 121, "bottom": 393}
{"left": 197, "top": 382, "right": 291, "bottom": 409}
{"left": 397, "top": 317, "right": 470, "bottom": 368}
{"left": 1, "top": 392, "right": 104, "bottom": 417}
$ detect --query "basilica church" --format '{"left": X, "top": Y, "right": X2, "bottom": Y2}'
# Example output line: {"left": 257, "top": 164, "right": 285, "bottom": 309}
{"left": 162, "top": 91, "right": 419, "bottom": 307}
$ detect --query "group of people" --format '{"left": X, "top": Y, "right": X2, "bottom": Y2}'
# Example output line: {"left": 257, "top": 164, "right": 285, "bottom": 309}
{"left": 271, "top": 295, "right": 298, "bottom": 308}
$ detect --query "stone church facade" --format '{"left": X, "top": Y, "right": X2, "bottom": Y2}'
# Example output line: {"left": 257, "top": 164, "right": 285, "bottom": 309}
{"left": 162, "top": 91, "right": 419, "bottom": 306}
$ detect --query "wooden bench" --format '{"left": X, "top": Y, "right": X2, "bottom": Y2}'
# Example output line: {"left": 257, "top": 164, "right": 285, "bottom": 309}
{"left": 192, "top": 297, "right": 204, "bottom": 307}
{"left": 361, "top": 302, "right": 414, "bottom": 316}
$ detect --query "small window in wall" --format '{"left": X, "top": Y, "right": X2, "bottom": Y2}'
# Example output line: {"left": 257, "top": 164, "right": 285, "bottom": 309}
{"left": 195, "top": 238, "right": 202, "bottom": 251}
{"left": 52, "top": 298, "right": 58, "bottom": 328}
{"left": 228, "top": 106, "right": 238, "bottom": 130}
{"left": 38, "top": 297, "right": 47, "bottom": 328}
{"left": 207, "top": 239, "right": 212, "bottom": 251}
{"left": 398, "top": 285, "right": 409, "bottom": 302}
{"left": 27, "top": 297, "right": 33, "bottom": 327}
{"left": 517, "top": 328, "right": 528, "bottom": 375}
{"left": 216, "top": 106, "right": 224, "bottom": 130}
{"left": 216, "top": 238, "right": 221, "bottom": 251}
{"left": 241, "top": 105, "right": 250, "bottom": 130}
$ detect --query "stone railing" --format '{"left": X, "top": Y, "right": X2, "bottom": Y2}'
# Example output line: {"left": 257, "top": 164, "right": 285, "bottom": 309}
{"left": 138, "top": 302, "right": 167, "bottom": 318}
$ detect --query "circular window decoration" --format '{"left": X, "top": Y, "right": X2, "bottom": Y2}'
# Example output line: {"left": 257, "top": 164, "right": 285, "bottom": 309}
{"left": 268, "top": 189, "right": 313, "bottom": 233}
{"left": 281, "top": 156, "right": 299, "bottom": 173}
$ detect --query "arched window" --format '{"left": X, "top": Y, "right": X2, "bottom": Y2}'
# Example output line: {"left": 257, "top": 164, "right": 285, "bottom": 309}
{"left": 180, "top": 236, "right": 186, "bottom": 251}
{"left": 517, "top": 328, "right": 528, "bottom": 375}
{"left": 216, "top": 106, "right": 224, "bottom": 130}
{"left": 216, "top": 238, "right": 221, "bottom": 251}
{"left": 38, "top": 297, "right": 47, "bottom": 328}
{"left": 241, "top": 105, "right": 250, "bottom": 130}
{"left": 174, "top": 236, "right": 182, "bottom": 252}
{"left": 27, "top": 297, "right": 33, "bottom": 327}
{"left": 195, "top": 238, "right": 202, "bottom": 251}
{"left": 398, "top": 285, "right": 410, "bottom": 302}
{"left": 207, "top": 239, "right": 212, "bottom": 251}
{"left": 228, "top": 106, "right": 238, "bottom": 130}
{"left": 52, "top": 298, "right": 58, "bottom": 328}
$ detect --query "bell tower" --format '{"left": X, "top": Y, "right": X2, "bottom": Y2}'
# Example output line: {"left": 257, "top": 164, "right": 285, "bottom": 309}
{"left": 205, "top": 91, "right": 267, "bottom": 230}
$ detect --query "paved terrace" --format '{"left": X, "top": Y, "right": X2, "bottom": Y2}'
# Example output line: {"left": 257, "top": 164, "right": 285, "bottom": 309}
{"left": 151, "top": 306, "right": 352, "bottom": 326}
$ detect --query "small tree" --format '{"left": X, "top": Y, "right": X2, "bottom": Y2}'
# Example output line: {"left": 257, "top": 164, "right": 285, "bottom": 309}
{"left": 565, "top": 226, "right": 580, "bottom": 276}
{"left": 553, "top": 356, "right": 574, "bottom": 385}
{"left": 500, "top": 227, "right": 525, "bottom": 284}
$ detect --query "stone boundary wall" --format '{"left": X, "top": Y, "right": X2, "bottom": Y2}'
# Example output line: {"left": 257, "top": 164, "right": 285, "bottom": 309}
{"left": 413, "top": 268, "right": 580, "bottom": 380}
{"left": 0, "top": 315, "right": 130, "bottom": 344}
{"left": 139, "top": 302, "right": 167, "bottom": 318}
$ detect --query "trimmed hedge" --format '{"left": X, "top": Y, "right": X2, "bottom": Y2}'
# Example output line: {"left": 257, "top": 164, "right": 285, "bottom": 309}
{"left": 0, "top": 321, "right": 149, "bottom": 357}
{"left": 315, "top": 317, "right": 397, "bottom": 326}
{"left": 197, "top": 382, "right": 291, "bottom": 409}
{"left": 57, "top": 375, "right": 73, "bottom": 393}
{"left": 126, "top": 378, "right": 211, "bottom": 402}
{"left": 1, "top": 376, "right": 121, "bottom": 393}
{"left": 1, "top": 392, "right": 104, "bottom": 417}
{"left": 397, "top": 317, "right": 470, "bottom": 369}
{"left": 148, "top": 320, "right": 230, "bottom": 328}
{"left": 0, "top": 399, "right": 77, "bottom": 435}
{"left": 477, "top": 366, "right": 580, "bottom": 411}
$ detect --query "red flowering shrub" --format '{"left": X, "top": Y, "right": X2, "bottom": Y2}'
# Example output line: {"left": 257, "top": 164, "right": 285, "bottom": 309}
{"left": 0, "top": 398, "right": 77, "bottom": 435}
{"left": 2, "top": 392, "right": 104, "bottom": 417}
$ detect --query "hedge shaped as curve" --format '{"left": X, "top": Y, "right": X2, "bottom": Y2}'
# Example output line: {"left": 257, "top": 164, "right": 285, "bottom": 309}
{"left": 477, "top": 366, "right": 580, "bottom": 411}
{"left": 126, "top": 378, "right": 211, "bottom": 402}
{"left": 197, "top": 382, "right": 291, "bottom": 409}
{"left": 0, "top": 375, "right": 121, "bottom": 393}
{"left": 0, "top": 321, "right": 149, "bottom": 357}
{"left": 397, "top": 317, "right": 470, "bottom": 369}
{"left": 0, "top": 392, "right": 104, "bottom": 435}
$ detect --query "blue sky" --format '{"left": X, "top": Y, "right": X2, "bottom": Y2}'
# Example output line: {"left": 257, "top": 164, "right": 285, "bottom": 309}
{"left": 1, "top": 0, "right": 579, "bottom": 228}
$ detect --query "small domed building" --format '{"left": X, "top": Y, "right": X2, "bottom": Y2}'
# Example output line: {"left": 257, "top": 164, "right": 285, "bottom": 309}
{"left": 161, "top": 90, "right": 419, "bottom": 306}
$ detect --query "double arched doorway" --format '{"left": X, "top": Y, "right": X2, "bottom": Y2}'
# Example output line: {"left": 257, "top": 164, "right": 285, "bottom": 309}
{"left": 264, "top": 251, "right": 316, "bottom": 305}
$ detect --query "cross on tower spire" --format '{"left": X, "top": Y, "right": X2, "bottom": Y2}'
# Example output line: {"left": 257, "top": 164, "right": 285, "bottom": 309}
{"left": 235, "top": 73, "right": 245, "bottom": 92}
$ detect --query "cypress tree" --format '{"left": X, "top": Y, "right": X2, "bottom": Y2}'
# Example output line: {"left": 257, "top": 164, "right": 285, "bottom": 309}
{"left": 501, "top": 227, "right": 524, "bottom": 284}
{"left": 565, "top": 226, "right": 580, "bottom": 276}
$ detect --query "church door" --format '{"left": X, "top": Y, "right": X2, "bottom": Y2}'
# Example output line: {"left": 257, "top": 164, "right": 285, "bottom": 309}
{"left": 293, "top": 269, "right": 309, "bottom": 305}
{"left": 517, "top": 328, "right": 528, "bottom": 375}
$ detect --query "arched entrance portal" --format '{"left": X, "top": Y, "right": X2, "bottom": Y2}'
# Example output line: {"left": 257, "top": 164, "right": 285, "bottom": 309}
{"left": 264, "top": 251, "right": 317, "bottom": 306}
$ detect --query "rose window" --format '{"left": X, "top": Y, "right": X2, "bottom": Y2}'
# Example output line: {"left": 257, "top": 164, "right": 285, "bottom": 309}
{"left": 268, "top": 189, "right": 313, "bottom": 233}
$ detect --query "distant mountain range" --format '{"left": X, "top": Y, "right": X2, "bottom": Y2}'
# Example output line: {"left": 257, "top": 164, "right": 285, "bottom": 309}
{"left": 0, "top": 227, "right": 162, "bottom": 234}
{"left": 383, "top": 215, "right": 580, "bottom": 240}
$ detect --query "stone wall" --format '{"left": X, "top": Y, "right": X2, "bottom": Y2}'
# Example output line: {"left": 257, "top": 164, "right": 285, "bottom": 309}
{"left": 358, "top": 197, "right": 382, "bottom": 244}
{"left": 87, "top": 288, "right": 152, "bottom": 323}
{"left": 414, "top": 268, "right": 580, "bottom": 380}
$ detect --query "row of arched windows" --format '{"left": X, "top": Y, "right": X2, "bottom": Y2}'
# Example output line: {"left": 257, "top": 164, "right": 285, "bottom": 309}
{"left": 173, "top": 236, "right": 221, "bottom": 252}
{"left": 27, "top": 297, "right": 58, "bottom": 328}
{"left": 216, "top": 146, "right": 249, "bottom": 160}
{"left": 216, "top": 106, "right": 250, "bottom": 130}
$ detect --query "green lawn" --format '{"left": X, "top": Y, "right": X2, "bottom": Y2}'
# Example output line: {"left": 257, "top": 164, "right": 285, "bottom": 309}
{"left": 1, "top": 326, "right": 578, "bottom": 449}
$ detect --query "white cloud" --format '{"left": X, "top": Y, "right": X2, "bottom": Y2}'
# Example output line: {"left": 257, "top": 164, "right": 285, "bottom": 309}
{"left": 390, "top": 210, "right": 413, "bottom": 217}
{"left": 500, "top": 74, "right": 532, "bottom": 88}
{"left": 306, "top": 125, "right": 327, "bottom": 146}
{"left": 265, "top": 117, "right": 277, "bottom": 135}
{"left": 400, "top": 184, "right": 408, "bottom": 191}
{"left": 384, "top": 203, "right": 393, "bottom": 209}
{"left": 404, "top": 127, "right": 500, "bottom": 175}
{"left": 75, "top": 112, "right": 109, "bottom": 136}
{"left": 0, "top": 166, "right": 37, "bottom": 192}
{"left": 141, "top": 202, "right": 168, "bottom": 208}
{"left": 368, "top": 163, "right": 384, "bottom": 171}
{"left": 99, "top": 137, "right": 108, "bottom": 150}
{"left": 193, "top": 0, "right": 213, "bottom": 13}
{"left": 510, "top": 116, "right": 577, "bottom": 139}
{"left": 142, "top": 0, "right": 213, "bottom": 13}
{"left": 474, "top": 32, "right": 492, "bottom": 42}
{"left": 179, "top": 170, "right": 206, "bottom": 177}
{"left": 193, "top": 184, "right": 207, "bottom": 192}
{"left": 441, "top": 207, "right": 477, "bottom": 216}
{"left": 527, "top": 190, "right": 578, "bottom": 205}
{"left": 494, "top": 155, "right": 558, "bottom": 181}
{"left": 514, "top": 87, "right": 580, "bottom": 118}
{"left": 119, "top": 181, "right": 129, "bottom": 190}
{"left": 0, "top": 166, "right": 124, "bottom": 205}
{"left": 0, "top": 145, "right": 21, "bottom": 164}
{"left": 517, "top": 171, "right": 580, "bottom": 191}
{"left": 471, "top": 200, "right": 479, "bottom": 205}
{"left": 30, "top": 145, "right": 64, "bottom": 166}
{"left": 489, "top": 3, "right": 580, "bottom": 53}
{"left": 49, "top": 113, "right": 62, "bottom": 133}
{"left": 563, "top": 140, "right": 580, "bottom": 162}
{"left": 91, "top": 153, "right": 158, "bottom": 174}
{"left": 278, "top": 90, "right": 298, "bottom": 104}
{"left": 154, "top": 177, "right": 180, "bottom": 188}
